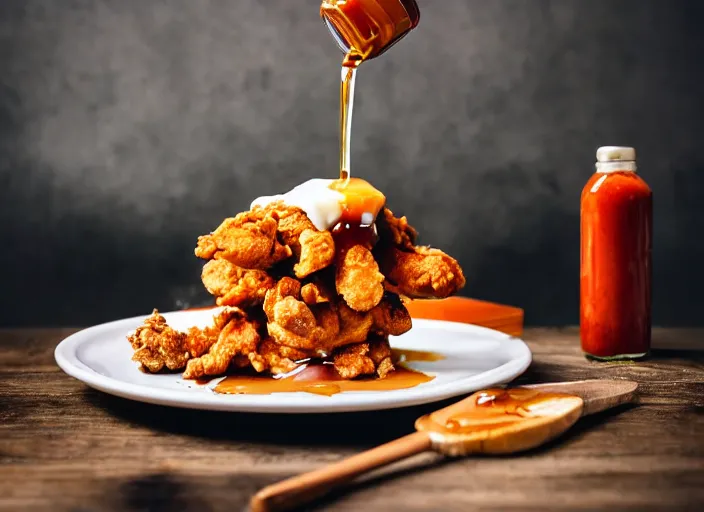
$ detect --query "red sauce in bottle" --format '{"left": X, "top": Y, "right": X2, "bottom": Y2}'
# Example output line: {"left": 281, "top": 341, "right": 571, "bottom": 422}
{"left": 580, "top": 147, "right": 652, "bottom": 360}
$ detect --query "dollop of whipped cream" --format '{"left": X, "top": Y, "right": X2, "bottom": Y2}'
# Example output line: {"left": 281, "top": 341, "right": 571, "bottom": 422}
{"left": 251, "top": 179, "right": 345, "bottom": 231}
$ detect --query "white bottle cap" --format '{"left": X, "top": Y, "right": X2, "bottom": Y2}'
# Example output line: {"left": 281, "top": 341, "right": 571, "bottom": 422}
{"left": 596, "top": 146, "right": 636, "bottom": 162}
{"left": 595, "top": 146, "right": 637, "bottom": 173}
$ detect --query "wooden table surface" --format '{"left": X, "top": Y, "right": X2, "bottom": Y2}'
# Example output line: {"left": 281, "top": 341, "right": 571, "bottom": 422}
{"left": 1, "top": 327, "right": 703, "bottom": 512}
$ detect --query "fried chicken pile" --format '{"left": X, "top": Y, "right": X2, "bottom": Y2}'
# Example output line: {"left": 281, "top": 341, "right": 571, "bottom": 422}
{"left": 128, "top": 199, "right": 465, "bottom": 381}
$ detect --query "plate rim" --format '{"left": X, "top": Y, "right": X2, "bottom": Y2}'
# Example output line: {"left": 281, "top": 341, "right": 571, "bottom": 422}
{"left": 55, "top": 311, "right": 532, "bottom": 413}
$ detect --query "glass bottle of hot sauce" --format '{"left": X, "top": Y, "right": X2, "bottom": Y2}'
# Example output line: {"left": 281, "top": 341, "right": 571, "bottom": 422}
{"left": 580, "top": 146, "right": 652, "bottom": 360}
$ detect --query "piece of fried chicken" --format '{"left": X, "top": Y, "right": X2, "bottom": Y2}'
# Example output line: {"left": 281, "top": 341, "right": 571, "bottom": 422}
{"left": 380, "top": 246, "right": 466, "bottom": 299}
{"left": 263, "top": 277, "right": 411, "bottom": 354}
{"left": 201, "top": 259, "right": 274, "bottom": 307}
{"left": 182, "top": 307, "right": 261, "bottom": 379}
{"left": 195, "top": 209, "right": 291, "bottom": 269}
{"left": 195, "top": 203, "right": 335, "bottom": 278}
{"left": 271, "top": 203, "right": 336, "bottom": 278}
{"left": 132, "top": 198, "right": 465, "bottom": 381}
{"left": 128, "top": 307, "right": 243, "bottom": 374}
{"left": 248, "top": 338, "right": 310, "bottom": 375}
{"left": 247, "top": 336, "right": 394, "bottom": 379}
{"left": 128, "top": 310, "right": 189, "bottom": 373}
{"left": 333, "top": 336, "right": 394, "bottom": 379}
{"left": 335, "top": 244, "right": 385, "bottom": 312}
{"left": 375, "top": 208, "right": 466, "bottom": 299}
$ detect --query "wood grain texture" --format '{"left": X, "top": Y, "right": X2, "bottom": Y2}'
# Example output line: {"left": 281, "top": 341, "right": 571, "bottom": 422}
{"left": 1, "top": 327, "right": 703, "bottom": 512}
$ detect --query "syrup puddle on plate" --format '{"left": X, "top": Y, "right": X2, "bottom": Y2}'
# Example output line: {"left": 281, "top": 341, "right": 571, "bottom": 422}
{"left": 391, "top": 348, "right": 445, "bottom": 363}
{"left": 210, "top": 348, "right": 443, "bottom": 396}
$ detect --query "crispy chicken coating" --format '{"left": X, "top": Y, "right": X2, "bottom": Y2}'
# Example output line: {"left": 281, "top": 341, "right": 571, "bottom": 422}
{"left": 248, "top": 338, "right": 310, "bottom": 375}
{"left": 375, "top": 208, "right": 466, "bottom": 299}
{"left": 128, "top": 304, "right": 401, "bottom": 380}
{"left": 379, "top": 246, "right": 466, "bottom": 299}
{"left": 201, "top": 259, "right": 274, "bottom": 307}
{"left": 183, "top": 308, "right": 261, "bottom": 379}
{"left": 370, "top": 292, "right": 413, "bottom": 336}
{"left": 128, "top": 310, "right": 189, "bottom": 373}
{"left": 264, "top": 278, "right": 411, "bottom": 354}
{"left": 269, "top": 204, "right": 317, "bottom": 249}
{"left": 265, "top": 203, "right": 336, "bottom": 278}
{"left": 264, "top": 277, "right": 349, "bottom": 352}
{"left": 295, "top": 228, "right": 336, "bottom": 278}
{"left": 195, "top": 208, "right": 292, "bottom": 269}
{"left": 335, "top": 245, "right": 385, "bottom": 312}
{"left": 337, "top": 304, "right": 375, "bottom": 345}
{"left": 196, "top": 202, "right": 335, "bottom": 278}
{"left": 264, "top": 277, "right": 373, "bottom": 355}
{"left": 333, "top": 337, "right": 394, "bottom": 379}
{"left": 184, "top": 306, "right": 238, "bottom": 357}
{"left": 300, "top": 277, "right": 334, "bottom": 305}
{"left": 128, "top": 308, "right": 250, "bottom": 374}
{"left": 131, "top": 190, "right": 465, "bottom": 383}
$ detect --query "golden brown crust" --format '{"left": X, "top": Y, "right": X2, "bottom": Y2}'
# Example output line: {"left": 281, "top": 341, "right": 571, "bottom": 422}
{"left": 266, "top": 203, "right": 317, "bottom": 250}
{"left": 196, "top": 202, "right": 335, "bottom": 278}
{"left": 294, "top": 229, "right": 336, "bottom": 278}
{"left": 183, "top": 306, "right": 245, "bottom": 359}
{"left": 128, "top": 309, "right": 189, "bottom": 372}
{"left": 379, "top": 246, "right": 466, "bottom": 299}
{"left": 201, "top": 259, "right": 275, "bottom": 307}
{"left": 248, "top": 338, "right": 310, "bottom": 375}
{"left": 335, "top": 245, "right": 385, "bottom": 312}
{"left": 131, "top": 192, "right": 463, "bottom": 382}
{"left": 195, "top": 209, "right": 292, "bottom": 269}
{"left": 259, "top": 202, "right": 337, "bottom": 277}
{"left": 263, "top": 277, "right": 410, "bottom": 354}
{"left": 375, "top": 208, "right": 465, "bottom": 299}
{"left": 333, "top": 337, "right": 394, "bottom": 379}
{"left": 370, "top": 292, "right": 413, "bottom": 336}
{"left": 127, "top": 304, "right": 402, "bottom": 380}
{"left": 300, "top": 278, "right": 334, "bottom": 305}
{"left": 182, "top": 308, "right": 260, "bottom": 379}
{"left": 184, "top": 325, "right": 219, "bottom": 359}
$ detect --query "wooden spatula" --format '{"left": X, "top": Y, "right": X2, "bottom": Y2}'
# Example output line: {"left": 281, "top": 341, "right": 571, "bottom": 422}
{"left": 250, "top": 379, "right": 638, "bottom": 512}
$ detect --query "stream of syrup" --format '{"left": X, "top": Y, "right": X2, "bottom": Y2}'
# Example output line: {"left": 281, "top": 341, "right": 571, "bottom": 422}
{"left": 321, "top": 0, "right": 420, "bottom": 182}
{"left": 211, "top": 348, "right": 441, "bottom": 396}
{"left": 339, "top": 66, "right": 357, "bottom": 182}
{"left": 319, "top": 0, "right": 420, "bottom": 257}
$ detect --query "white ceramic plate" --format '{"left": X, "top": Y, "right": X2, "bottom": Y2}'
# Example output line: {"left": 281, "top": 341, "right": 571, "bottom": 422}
{"left": 55, "top": 309, "right": 531, "bottom": 413}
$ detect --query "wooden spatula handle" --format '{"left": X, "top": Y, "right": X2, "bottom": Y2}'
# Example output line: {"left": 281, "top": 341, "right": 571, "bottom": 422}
{"left": 250, "top": 431, "right": 432, "bottom": 512}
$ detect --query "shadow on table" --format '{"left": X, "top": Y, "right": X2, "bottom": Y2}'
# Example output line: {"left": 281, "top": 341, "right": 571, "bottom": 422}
{"left": 84, "top": 371, "right": 639, "bottom": 449}
{"left": 306, "top": 404, "right": 636, "bottom": 511}
{"left": 85, "top": 390, "right": 456, "bottom": 446}
{"left": 85, "top": 386, "right": 636, "bottom": 512}
{"left": 647, "top": 347, "right": 704, "bottom": 361}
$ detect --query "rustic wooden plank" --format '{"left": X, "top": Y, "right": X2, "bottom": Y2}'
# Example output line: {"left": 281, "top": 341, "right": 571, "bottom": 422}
{"left": 0, "top": 327, "right": 703, "bottom": 512}
{"left": 0, "top": 328, "right": 79, "bottom": 372}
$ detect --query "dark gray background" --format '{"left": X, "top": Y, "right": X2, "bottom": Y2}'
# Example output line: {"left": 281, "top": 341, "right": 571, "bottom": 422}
{"left": 1, "top": 0, "right": 703, "bottom": 327}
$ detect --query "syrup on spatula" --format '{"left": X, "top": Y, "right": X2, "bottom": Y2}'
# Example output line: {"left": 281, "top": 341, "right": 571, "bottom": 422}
{"left": 250, "top": 379, "right": 638, "bottom": 512}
